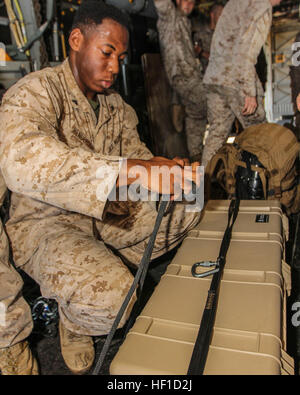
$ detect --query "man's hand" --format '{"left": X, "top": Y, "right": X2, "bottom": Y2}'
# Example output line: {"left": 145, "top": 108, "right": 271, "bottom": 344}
{"left": 297, "top": 93, "right": 300, "bottom": 112}
{"left": 242, "top": 96, "right": 257, "bottom": 115}
{"left": 116, "top": 156, "right": 202, "bottom": 200}
{"left": 172, "top": 156, "right": 191, "bottom": 167}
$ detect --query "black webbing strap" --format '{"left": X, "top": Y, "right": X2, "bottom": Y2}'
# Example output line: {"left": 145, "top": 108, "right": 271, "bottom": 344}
{"left": 187, "top": 197, "right": 240, "bottom": 375}
{"left": 92, "top": 199, "right": 169, "bottom": 375}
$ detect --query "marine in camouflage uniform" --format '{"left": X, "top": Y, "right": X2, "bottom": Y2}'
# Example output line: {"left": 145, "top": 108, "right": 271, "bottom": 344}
{"left": 0, "top": 2, "right": 202, "bottom": 373}
{"left": 154, "top": 0, "right": 206, "bottom": 162}
{"left": 202, "top": 0, "right": 277, "bottom": 167}
{"left": 0, "top": 57, "right": 200, "bottom": 337}
{"left": 0, "top": 172, "right": 37, "bottom": 374}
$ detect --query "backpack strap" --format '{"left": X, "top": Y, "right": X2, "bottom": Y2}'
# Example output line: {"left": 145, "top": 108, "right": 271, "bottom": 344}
{"left": 205, "top": 144, "right": 241, "bottom": 197}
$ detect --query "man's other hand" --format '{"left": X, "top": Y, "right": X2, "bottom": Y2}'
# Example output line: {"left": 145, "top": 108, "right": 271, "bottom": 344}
{"left": 242, "top": 96, "right": 257, "bottom": 115}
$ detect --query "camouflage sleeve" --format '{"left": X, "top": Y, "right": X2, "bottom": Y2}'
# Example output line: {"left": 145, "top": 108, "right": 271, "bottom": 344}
{"left": 0, "top": 83, "right": 122, "bottom": 221}
{"left": 153, "top": 0, "right": 175, "bottom": 19}
{"left": 121, "top": 102, "right": 153, "bottom": 160}
{"left": 237, "top": 10, "right": 271, "bottom": 97}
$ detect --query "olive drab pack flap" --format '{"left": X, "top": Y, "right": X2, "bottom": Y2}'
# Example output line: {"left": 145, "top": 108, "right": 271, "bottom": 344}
{"left": 206, "top": 123, "right": 300, "bottom": 215}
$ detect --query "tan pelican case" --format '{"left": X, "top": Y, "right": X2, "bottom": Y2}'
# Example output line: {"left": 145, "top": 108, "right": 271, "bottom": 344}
{"left": 110, "top": 200, "right": 294, "bottom": 375}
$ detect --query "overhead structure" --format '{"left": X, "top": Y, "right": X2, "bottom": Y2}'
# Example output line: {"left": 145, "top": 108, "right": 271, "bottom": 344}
{"left": 105, "top": 0, "right": 157, "bottom": 18}
{"left": 0, "top": 0, "right": 55, "bottom": 89}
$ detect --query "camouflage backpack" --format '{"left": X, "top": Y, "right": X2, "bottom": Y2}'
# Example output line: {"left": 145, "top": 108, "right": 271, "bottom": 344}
{"left": 205, "top": 123, "right": 300, "bottom": 215}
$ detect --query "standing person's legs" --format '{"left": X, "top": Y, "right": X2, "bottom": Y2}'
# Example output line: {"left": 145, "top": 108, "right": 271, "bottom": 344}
{"left": 201, "top": 88, "right": 236, "bottom": 167}
{"left": 173, "top": 77, "right": 207, "bottom": 162}
{"left": 184, "top": 104, "right": 207, "bottom": 163}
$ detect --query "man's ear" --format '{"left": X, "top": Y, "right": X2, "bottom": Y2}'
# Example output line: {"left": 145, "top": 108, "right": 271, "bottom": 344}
{"left": 69, "top": 28, "right": 84, "bottom": 52}
{"left": 175, "top": 0, "right": 180, "bottom": 7}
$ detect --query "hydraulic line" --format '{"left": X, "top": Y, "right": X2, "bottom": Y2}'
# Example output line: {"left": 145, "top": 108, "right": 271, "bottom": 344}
{"left": 60, "top": 30, "right": 67, "bottom": 60}
{"left": 52, "top": 19, "right": 59, "bottom": 61}
{"left": 12, "top": 0, "right": 30, "bottom": 57}
{"left": 4, "top": 0, "right": 24, "bottom": 50}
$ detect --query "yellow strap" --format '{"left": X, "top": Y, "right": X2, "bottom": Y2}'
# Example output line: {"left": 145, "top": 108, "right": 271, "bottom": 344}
{"left": 13, "top": 0, "right": 30, "bottom": 57}
{"left": 60, "top": 31, "right": 67, "bottom": 60}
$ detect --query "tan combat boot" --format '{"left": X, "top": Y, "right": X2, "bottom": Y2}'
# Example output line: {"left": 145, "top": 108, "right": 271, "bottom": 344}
{"left": 0, "top": 341, "right": 39, "bottom": 375}
{"left": 59, "top": 320, "right": 95, "bottom": 375}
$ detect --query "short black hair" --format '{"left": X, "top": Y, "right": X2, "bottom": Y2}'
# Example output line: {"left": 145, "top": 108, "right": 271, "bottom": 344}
{"left": 72, "top": 0, "right": 131, "bottom": 34}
